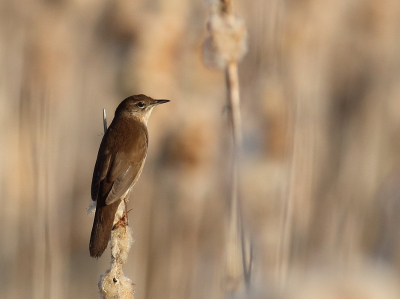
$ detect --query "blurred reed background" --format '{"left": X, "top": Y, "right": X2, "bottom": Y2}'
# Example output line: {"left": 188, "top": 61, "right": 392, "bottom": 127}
{"left": 1, "top": 0, "right": 400, "bottom": 298}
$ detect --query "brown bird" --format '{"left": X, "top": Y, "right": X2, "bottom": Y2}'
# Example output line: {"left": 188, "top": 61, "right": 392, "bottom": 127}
{"left": 90, "top": 94, "right": 169, "bottom": 258}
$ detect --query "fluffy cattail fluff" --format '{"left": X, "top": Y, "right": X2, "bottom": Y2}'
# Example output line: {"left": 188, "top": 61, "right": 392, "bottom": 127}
{"left": 96, "top": 200, "right": 134, "bottom": 299}
{"left": 202, "top": 4, "right": 248, "bottom": 70}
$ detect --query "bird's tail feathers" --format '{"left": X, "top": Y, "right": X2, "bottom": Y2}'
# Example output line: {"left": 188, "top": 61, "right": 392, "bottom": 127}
{"left": 89, "top": 199, "right": 121, "bottom": 258}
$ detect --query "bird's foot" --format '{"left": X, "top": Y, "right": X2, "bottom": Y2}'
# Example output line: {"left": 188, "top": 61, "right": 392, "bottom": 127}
{"left": 112, "top": 212, "right": 128, "bottom": 230}
{"left": 112, "top": 216, "right": 127, "bottom": 230}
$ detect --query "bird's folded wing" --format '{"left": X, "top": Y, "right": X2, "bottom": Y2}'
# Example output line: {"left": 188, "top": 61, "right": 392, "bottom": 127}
{"left": 91, "top": 151, "right": 111, "bottom": 201}
{"left": 94, "top": 145, "right": 147, "bottom": 206}
{"left": 104, "top": 155, "right": 145, "bottom": 205}
{"left": 91, "top": 122, "right": 148, "bottom": 205}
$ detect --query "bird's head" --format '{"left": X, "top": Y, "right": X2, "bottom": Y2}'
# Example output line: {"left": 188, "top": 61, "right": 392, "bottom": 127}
{"left": 115, "top": 94, "right": 169, "bottom": 124}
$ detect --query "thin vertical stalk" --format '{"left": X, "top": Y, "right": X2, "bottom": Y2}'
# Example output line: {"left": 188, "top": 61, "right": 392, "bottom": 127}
{"left": 103, "top": 109, "right": 108, "bottom": 133}
{"left": 226, "top": 61, "right": 251, "bottom": 290}
{"left": 97, "top": 109, "right": 134, "bottom": 299}
{"left": 203, "top": 0, "right": 249, "bottom": 291}
{"left": 226, "top": 62, "right": 242, "bottom": 148}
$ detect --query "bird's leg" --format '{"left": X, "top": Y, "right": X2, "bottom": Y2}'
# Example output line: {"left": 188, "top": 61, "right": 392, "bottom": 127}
{"left": 112, "top": 218, "right": 126, "bottom": 230}
{"left": 112, "top": 200, "right": 128, "bottom": 230}
{"left": 124, "top": 198, "right": 129, "bottom": 226}
{"left": 122, "top": 198, "right": 128, "bottom": 233}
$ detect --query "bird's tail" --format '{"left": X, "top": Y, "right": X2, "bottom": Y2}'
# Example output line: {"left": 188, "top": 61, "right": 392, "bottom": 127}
{"left": 89, "top": 199, "right": 121, "bottom": 258}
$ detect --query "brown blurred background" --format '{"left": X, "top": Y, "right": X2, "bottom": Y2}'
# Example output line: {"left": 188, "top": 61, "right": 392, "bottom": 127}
{"left": 1, "top": 0, "right": 400, "bottom": 298}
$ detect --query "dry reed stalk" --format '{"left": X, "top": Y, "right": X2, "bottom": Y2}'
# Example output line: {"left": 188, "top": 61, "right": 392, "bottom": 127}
{"left": 203, "top": 0, "right": 250, "bottom": 293}
{"left": 90, "top": 109, "right": 134, "bottom": 299}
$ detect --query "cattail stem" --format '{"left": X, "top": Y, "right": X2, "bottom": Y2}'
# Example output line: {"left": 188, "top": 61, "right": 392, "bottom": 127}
{"left": 226, "top": 62, "right": 242, "bottom": 148}
{"left": 203, "top": 0, "right": 250, "bottom": 291}
{"left": 95, "top": 109, "right": 134, "bottom": 299}
{"left": 226, "top": 60, "right": 251, "bottom": 291}
{"left": 103, "top": 109, "right": 108, "bottom": 133}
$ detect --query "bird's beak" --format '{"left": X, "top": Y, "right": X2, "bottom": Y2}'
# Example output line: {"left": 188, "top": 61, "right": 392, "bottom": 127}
{"left": 154, "top": 99, "right": 170, "bottom": 105}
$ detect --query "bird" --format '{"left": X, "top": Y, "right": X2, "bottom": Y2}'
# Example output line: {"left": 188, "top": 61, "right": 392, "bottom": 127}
{"left": 90, "top": 94, "right": 169, "bottom": 258}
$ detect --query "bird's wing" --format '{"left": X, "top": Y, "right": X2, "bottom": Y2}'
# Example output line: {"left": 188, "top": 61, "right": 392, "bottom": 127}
{"left": 91, "top": 124, "right": 148, "bottom": 205}
{"left": 91, "top": 136, "right": 111, "bottom": 201}
{"left": 103, "top": 152, "right": 146, "bottom": 205}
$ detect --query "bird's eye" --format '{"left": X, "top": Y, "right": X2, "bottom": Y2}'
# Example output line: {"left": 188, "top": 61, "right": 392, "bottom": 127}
{"left": 136, "top": 102, "right": 145, "bottom": 108}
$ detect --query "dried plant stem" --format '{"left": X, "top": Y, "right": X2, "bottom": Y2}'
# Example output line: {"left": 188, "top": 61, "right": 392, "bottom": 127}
{"left": 95, "top": 110, "right": 134, "bottom": 299}
{"left": 226, "top": 62, "right": 242, "bottom": 148}
{"left": 203, "top": 0, "right": 249, "bottom": 292}
{"left": 226, "top": 57, "right": 251, "bottom": 291}
{"left": 103, "top": 109, "right": 108, "bottom": 133}
{"left": 226, "top": 61, "right": 242, "bottom": 284}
